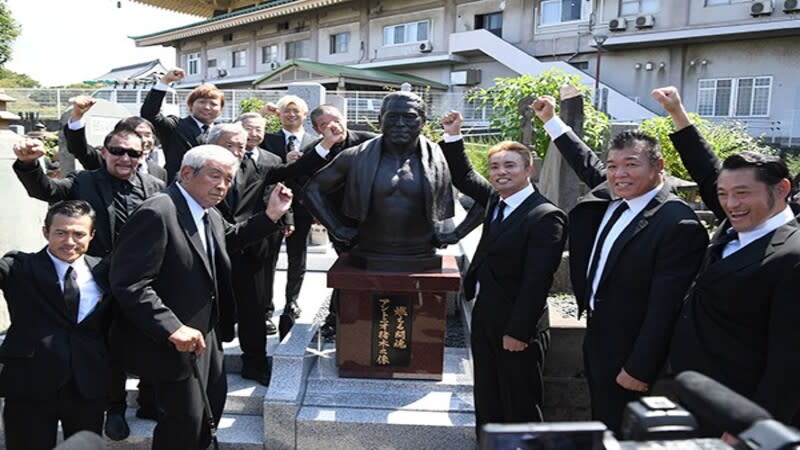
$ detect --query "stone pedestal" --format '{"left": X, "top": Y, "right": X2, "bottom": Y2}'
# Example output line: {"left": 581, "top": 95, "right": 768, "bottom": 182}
{"left": 328, "top": 254, "right": 461, "bottom": 380}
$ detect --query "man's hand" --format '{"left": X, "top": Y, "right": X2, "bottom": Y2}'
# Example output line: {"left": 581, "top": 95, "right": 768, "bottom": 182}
{"left": 502, "top": 335, "right": 528, "bottom": 352}
{"left": 161, "top": 68, "right": 185, "bottom": 84}
{"left": 651, "top": 86, "right": 691, "bottom": 131}
{"left": 168, "top": 325, "right": 206, "bottom": 355}
{"left": 441, "top": 110, "right": 463, "bottom": 136}
{"left": 320, "top": 121, "right": 346, "bottom": 150}
{"left": 266, "top": 183, "right": 293, "bottom": 222}
{"left": 616, "top": 368, "right": 649, "bottom": 392}
{"left": 259, "top": 102, "right": 280, "bottom": 116}
{"left": 286, "top": 150, "right": 303, "bottom": 163}
{"left": 432, "top": 231, "right": 459, "bottom": 248}
{"left": 13, "top": 139, "right": 46, "bottom": 163}
{"left": 532, "top": 96, "right": 557, "bottom": 123}
{"left": 69, "top": 95, "right": 96, "bottom": 122}
{"left": 283, "top": 224, "right": 295, "bottom": 238}
{"left": 333, "top": 226, "right": 358, "bottom": 248}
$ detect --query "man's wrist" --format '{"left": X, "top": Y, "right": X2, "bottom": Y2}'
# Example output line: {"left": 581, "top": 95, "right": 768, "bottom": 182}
{"left": 543, "top": 116, "right": 571, "bottom": 139}
{"left": 67, "top": 117, "right": 86, "bottom": 130}
{"left": 154, "top": 81, "right": 170, "bottom": 91}
{"left": 443, "top": 133, "right": 463, "bottom": 143}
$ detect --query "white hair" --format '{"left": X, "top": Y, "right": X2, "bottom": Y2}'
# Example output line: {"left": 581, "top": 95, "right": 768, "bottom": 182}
{"left": 180, "top": 144, "right": 239, "bottom": 175}
{"left": 276, "top": 95, "right": 308, "bottom": 114}
{"left": 206, "top": 122, "right": 247, "bottom": 145}
{"left": 236, "top": 112, "right": 266, "bottom": 124}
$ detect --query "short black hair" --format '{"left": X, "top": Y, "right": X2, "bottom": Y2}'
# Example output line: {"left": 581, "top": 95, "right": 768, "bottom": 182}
{"left": 115, "top": 116, "right": 155, "bottom": 134}
{"left": 609, "top": 130, "right": 662, "bottom": 165}
{"left": 379, "top": 92, "right": 426, "bottom": 121}
{"left": 309, "top": 104, "right": 343, "bottom": 129}
{"left": 722, "top": 151, "right": 789, "bottom": 186}
{"left": 102, "top": 127, "right": 143, "bottom": 150}
{"left": 44, "top": 200, "right": 96, "bottom": 231}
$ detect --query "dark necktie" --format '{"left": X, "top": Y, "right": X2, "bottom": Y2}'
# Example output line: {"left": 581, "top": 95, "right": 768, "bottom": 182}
{"left": 63, "top": 266, "right": 80, "bottom": 322}
{"left": 492, "top": 200, "right": 506, "bottom": 227}
{"left": 585, "top": 201, "right": 630, "bottom": 304}
{"left": 287, "top": 135, "right": 298, "bottom": 154}
{"left": 202, "top": 213, "right": 217, "bottom": 287}
{"left": 112, "top": 181, "right": 130, "bottom": 239}
{"left": 708, "top": 228, "right": 739, "bottom": 266}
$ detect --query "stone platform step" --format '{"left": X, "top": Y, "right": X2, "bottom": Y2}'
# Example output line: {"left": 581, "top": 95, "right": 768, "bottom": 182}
{"left": 124, "top": 372, "right": 267, "bottom": 416}
{"left": 295, "top": 406, "right": 475, "bottom": 450}
{"left": 104, "top": 410, "right": 262, "bottom": 450}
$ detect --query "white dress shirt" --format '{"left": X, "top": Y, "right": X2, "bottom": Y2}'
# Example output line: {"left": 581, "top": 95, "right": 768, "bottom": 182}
{"left": 282, "top": 129, "right": 305, "bottom": 150}
{"left": 722, "top": 206, "right": 796, "bottom": 258}
{"left": 493, "top": 184, "right": 535, "bottom": 221}
{"left": 47, "top": 250, "right": 103, "bottom": 323}
{"left": 587, "top": 184, "right": 663, "bottom": 310}
{"left": 176, "top": 182, "right": 211, "bottom": 253}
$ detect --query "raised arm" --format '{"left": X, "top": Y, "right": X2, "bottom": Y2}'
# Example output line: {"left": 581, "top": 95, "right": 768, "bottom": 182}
{"left": 141, "top": 68, "right": 184, "bottom": 142}
{"left": 12, "top": 139, "right": 75, "bottom": 202}
{"left": 652, "top": 86, "right": 724, "bottom": 220}
{"left": 438, "top": 111, "right": 494, "bottom": 207}
{"left": 303, "top": 150, "right": 358, "bottom": 246}
{"left": 533, "top": 96, "right": 607, "bottom": 188}
{"left": 64, "top": 95, "right": 103, "bottom": 170}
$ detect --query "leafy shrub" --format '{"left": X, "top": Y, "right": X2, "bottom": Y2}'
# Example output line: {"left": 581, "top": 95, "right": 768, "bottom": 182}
{"left": 238, "top": 97, "right": 282, "bottom": 133}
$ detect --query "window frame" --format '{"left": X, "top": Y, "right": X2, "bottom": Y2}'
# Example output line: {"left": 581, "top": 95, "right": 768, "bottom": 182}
{"left": 475, "top": 12, "right": 504, "bottom": 37}
{"left": 697, "top": 76, "right": 772, "bottom": 118}
{"left": 382, "top": 20, "right": 431, "bottom": 46}
{"left": 539, "top": 0, "right": 589, "bottom": 27}
{"left": 231, "top": 49, "right": 247, "bottom": 68}
{"left": 330, "top": 32, "right": 350, "bottom": 54}
{"left": 285, "top": 39, "right": 311, "bottom": 60}
{"left": 261, "top": 44, "right": 279, "bottom": 64}
{"left": 186, "top": 52, "right": 201, "bottom": 76}
{"left": 619, "top": 0, "right": 660, "bottom": 16}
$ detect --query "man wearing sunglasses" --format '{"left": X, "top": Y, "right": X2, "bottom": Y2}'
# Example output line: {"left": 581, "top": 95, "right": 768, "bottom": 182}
{"left": 13, "top": 127, "right": 166, "bottom": 441}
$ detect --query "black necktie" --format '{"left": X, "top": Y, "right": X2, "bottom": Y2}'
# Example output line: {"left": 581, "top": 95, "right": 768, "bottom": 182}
{"left": 708, "top": 228, "right": 739, "bottom": 265}
{"left": 202, "top": 213, "right": 217, "bottom": 287}
{"left": 493, "top": 200, "right": 506, "bottom": 226}
{"left": 63, "top": 266, "right": 80, "bottom": 322}
{"left": 112, "top": 181, "right": 129, "bottom": 239}
{"left": 287, "top": 135, "right": 298, "bottom": 154}
{"left": 585, "top": 201, "right": 630, "bottom": 304}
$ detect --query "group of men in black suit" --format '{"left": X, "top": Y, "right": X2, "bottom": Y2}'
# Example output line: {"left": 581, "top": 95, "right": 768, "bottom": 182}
{"left": 440, "top": 85, "right": 800, "bottom": 438}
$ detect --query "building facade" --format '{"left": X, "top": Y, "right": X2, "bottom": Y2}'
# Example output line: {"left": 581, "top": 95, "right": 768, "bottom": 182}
{"left": 133, "top": 0, "right": 800, "bottom": 142}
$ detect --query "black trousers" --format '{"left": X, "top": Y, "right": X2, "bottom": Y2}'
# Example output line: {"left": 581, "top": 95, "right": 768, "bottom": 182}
{"left": 583, "top": 313, "right": 642, "bottom": 435}
{"left": 284, "top": 211, "right": 313, "bottom": 306}
{"left": 260, "top": 232, "right": 282, "bottom": 318}
{"left": 232, "top": 239, "right": 278, "bottom": 371}
{"left": 109, "top": 310, "right": 157, "bottom": 415}
{"left": 3, "top": 378, "right": 105, "bottom": 450}
{"left": 470, "top": 295, "right": 547, "bottom": 438}
{"left": 152, "top": 330, "right": 226, "bottom": 450}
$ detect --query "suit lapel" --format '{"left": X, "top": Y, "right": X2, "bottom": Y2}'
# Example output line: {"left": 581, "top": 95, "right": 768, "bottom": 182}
{"left": 33, "top": 249, "right": 71, "bottom": 322}
{"left": 95, "top": 170, "right": 116, "bottom": 246}
{"left": 177, "top": 117, "right": 202, "bottom": 149}
{"left": 485, "top": 190, "right": 539, "bottom": 245}
{"left": 169, "top": 185, "right": 215, "bottom": 280}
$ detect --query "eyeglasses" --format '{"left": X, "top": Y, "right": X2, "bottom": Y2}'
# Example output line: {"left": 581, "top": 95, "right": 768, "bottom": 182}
{"left": 106, "top": 146, "right": 143, "bottom": 158}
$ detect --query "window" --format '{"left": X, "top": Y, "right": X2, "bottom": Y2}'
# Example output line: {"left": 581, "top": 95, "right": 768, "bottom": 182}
{"left": 186, "top": 53, "right": 201, "bottom": 76}
{"left": 232, "top": 49, "right": 247, "bottom": 68}
{"left": 383, "top": 20, "right": 430, "bottom": 46}
{"left": 475, "top": 12, "right": 503, "bottom": 37}
{"left": 286, "top": 39, "right": 310, "bottom": 59}
{"left": 223, "top": 33, "right": 233, "bottom": 42}
{"left": 569, "top": 61, "right": 589, "bottom": 71}
{"left": 620, "top": 0, "right": 659, "bottom": 15}
{"left": 705, "top": 0, "right": 749, "bottom": 5}
{"left": 262, "top": 44, "right": 278, "bottom": 63}
{"left": 207, "top": 59, "right": 217, "bottom": 68}
{"left": 541, "top": 0, "right": 582, "bottom": 25}
{"left": 330, "top": 32, "right": 350, "bottom": 54}
{"left": 697, "top": 77, "right": 772, "bottom": 117}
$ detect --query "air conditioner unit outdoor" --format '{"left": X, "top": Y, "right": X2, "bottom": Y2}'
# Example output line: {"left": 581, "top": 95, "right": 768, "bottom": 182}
{"left": 751, "top": 0, "right": 774, "bottom": 15}
{"left": 784, "top": 0, "right": 800, "bottom": 12}
{"left": 419, "top": 40, "right": 433, "bottom": 53}
{"left": 269, "top": 61, "right": 280, "bottom": 70}
{"left": 608, "top": 17, "right": 627, "bottom": 31}
{"left": 634, "top": 14, "right": 655, "bottom": 28}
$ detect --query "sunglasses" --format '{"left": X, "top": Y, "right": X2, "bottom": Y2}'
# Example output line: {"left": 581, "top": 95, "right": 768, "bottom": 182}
{"left": 106, "top": 146, "right": 143, "bottom": 158}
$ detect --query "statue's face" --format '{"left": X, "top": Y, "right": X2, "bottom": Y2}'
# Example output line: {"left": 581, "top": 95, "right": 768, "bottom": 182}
{"left": 380, "top": 98, "right": 423, "bottom": 148}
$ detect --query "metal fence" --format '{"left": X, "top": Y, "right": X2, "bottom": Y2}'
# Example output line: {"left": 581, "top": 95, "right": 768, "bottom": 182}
{"left": 2, "top": 88, "right": 492, "bottom": 128}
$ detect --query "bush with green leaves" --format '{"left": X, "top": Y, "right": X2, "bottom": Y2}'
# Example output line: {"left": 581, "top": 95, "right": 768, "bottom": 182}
{"left": 467, "top": 68, "right": 609, "bottom": 157}
{"left": 238, "top": 97, "right": 282, "bottom": 133}
{"left": 639, "top": 113, "right": 774, "bottom": 181}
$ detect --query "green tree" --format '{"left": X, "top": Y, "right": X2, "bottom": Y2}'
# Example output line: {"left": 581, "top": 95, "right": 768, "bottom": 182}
{"left": 0, "top": 67, "right": 39, "bottom": 87}
{"left": 239, "top": 97, "right": 281, "bottom": 133}
{"left": 639, "top": 113, "right": 774, "bottom": 180}
{"left": 0, "top": 1, "right": 19, "bottom": 66}
{"left": 467, "top": 68, "right": 609, "bottom": 157}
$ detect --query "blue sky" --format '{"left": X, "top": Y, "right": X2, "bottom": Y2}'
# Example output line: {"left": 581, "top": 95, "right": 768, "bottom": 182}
{"left": 6, "top": 0, "right": 197, "bottom": 86}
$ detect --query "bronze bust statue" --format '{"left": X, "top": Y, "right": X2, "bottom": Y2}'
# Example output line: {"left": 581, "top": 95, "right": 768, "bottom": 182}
{"left": 304, "top": 92, "right": 480, "bottom": 271}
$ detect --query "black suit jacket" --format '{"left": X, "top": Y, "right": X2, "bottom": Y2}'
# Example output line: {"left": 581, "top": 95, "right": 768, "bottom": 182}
{"left": 141, "top": 88, "right": 205, "bottom": 182}
{"left": 63, "top": 124, "right": 168, "bottom": 182}
{"left": 552, "top": 130, "right": 708, "bottom": 383}
{"left": 13, "top": 161, "right": 165, "bottom": 258}
{"left": 669, "top": 125, "right": 800, "bottom": 421}
{"left": 0, "top": 250, "right": 112, "bottom": 401}
{"left": 439, "top": 140, "right": 567, "bottom": 342}
{"left": 262, "top": 131, "right": 318, "bottom": 216}
{"left": 109, "top": 184, "right": 278, "bottom": 381}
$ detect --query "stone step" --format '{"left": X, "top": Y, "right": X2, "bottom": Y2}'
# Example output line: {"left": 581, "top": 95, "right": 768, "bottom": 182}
{"left": 295, "top": 405, "right": 475, "bottom": 450}
{"left": 124, "top": 372, "right": 266, "bottom": 416}
{"left": 304, "top": 384, "right": 474, "bottom": 413}
{"left": 104, "top": 410, "right": 263, "bottom": 450}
